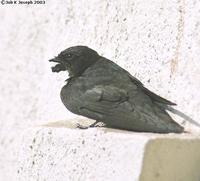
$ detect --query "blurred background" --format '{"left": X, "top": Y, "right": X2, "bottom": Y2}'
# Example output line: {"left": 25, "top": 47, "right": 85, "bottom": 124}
{"left": 0, "top": 0, "right": 200, "bottom": 180}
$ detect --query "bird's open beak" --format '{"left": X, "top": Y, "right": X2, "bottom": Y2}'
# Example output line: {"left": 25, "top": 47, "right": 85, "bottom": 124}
{"left": 49, "top": 57, "right": 66, "bottom": 73}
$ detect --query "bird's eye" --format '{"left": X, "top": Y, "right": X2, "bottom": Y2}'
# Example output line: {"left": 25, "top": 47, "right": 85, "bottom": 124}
{"left": 66, "top": 53, "right": 73, "bottom": 58}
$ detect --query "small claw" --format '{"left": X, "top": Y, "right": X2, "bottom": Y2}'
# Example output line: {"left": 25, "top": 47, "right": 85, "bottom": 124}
{"left": 76, "top": 122, "right": 105, "bottom": 129}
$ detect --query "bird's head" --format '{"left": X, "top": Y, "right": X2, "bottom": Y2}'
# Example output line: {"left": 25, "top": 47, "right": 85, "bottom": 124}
{"left": 49, "top": 46, "right": 100, "bottom": 77}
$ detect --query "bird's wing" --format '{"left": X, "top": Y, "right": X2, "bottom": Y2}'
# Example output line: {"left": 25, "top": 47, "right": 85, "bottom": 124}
{"left": 77, "top": 84, "right": 183, "bottom": 133}
{"left": 142, "top": 86, "right": 176, "bottom": 105}
{"left": 78, "top": 85, "right": 133, "bottom": 120}
{"left": 94, "top": 59, "right": 176, "bottom": 106}
{"left": 129, "top": 75, "right": 176, "bottom": 106}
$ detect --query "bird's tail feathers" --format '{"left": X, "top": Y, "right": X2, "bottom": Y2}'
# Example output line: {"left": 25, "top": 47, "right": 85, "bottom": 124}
{"left": 157, "top": 103, "right": 200, "bottom": 128}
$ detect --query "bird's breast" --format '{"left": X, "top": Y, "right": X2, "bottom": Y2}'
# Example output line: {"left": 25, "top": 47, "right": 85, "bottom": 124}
{"left": 60, "top": 78, "right": 88, "bottom": 114}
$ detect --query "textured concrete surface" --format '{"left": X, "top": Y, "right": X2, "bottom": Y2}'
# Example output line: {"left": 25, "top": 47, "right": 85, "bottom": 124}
{"left": 140, "top": 138, "right": 200, "bottom": 181}
{"left": 17, "top": 124, "right": 200, "bottom": 181}
{"left": 0, "top": 0, "right": 200, "bottom": 180}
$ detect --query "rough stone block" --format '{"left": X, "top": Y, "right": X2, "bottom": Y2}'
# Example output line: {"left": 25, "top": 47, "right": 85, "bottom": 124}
{"left": 17, "top": 122, "right": 200, "bottom": 181}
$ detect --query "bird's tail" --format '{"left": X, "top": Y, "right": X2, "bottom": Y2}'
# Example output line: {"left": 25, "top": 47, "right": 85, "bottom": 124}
{"left": 155, "top": 101, "right": 200, "bottom": 128}
{"left": 164, "top": 106, "right": 200, "bottom": 128}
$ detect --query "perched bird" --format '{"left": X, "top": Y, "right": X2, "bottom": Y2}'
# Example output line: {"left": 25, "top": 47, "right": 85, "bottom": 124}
{"left": 49, "top": 46, "right": 184, "bottom": 133}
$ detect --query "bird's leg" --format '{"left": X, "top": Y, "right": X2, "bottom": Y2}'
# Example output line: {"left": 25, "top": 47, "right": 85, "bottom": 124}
{"left": 76, "top": 121, "right": 103, "bottom": 129}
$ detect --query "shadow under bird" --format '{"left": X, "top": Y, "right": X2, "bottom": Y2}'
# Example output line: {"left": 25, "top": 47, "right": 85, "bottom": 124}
{"left": 49, "top": 46, "right": 184, "bottom": 133}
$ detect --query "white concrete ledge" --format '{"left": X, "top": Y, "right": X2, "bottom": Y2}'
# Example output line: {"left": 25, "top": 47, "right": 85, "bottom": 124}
{"left": 17, "top": 121, "right": 200, "bottom": 181}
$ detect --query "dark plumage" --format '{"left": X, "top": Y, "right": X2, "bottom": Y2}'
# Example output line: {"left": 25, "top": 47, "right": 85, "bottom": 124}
{"left": 49, "top": 46, "right": 184, "bottom": 133}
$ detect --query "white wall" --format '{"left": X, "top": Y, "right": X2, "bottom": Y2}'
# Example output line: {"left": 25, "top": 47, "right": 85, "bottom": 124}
{"left": 0, "top": 0, "right": 200, "bottom": 180}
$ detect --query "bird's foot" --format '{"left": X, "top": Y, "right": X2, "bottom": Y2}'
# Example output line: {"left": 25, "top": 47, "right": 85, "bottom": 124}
{"left": 76, "top": 123, "right": 89, "bottom": 129}
{"left": 76, "top": 121, "right": 105, "bottom": 129}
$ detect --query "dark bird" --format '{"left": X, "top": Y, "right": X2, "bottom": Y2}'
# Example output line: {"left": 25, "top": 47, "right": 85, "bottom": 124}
{"left": 49, "top": 46, "right": 184, "bottom": 133}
